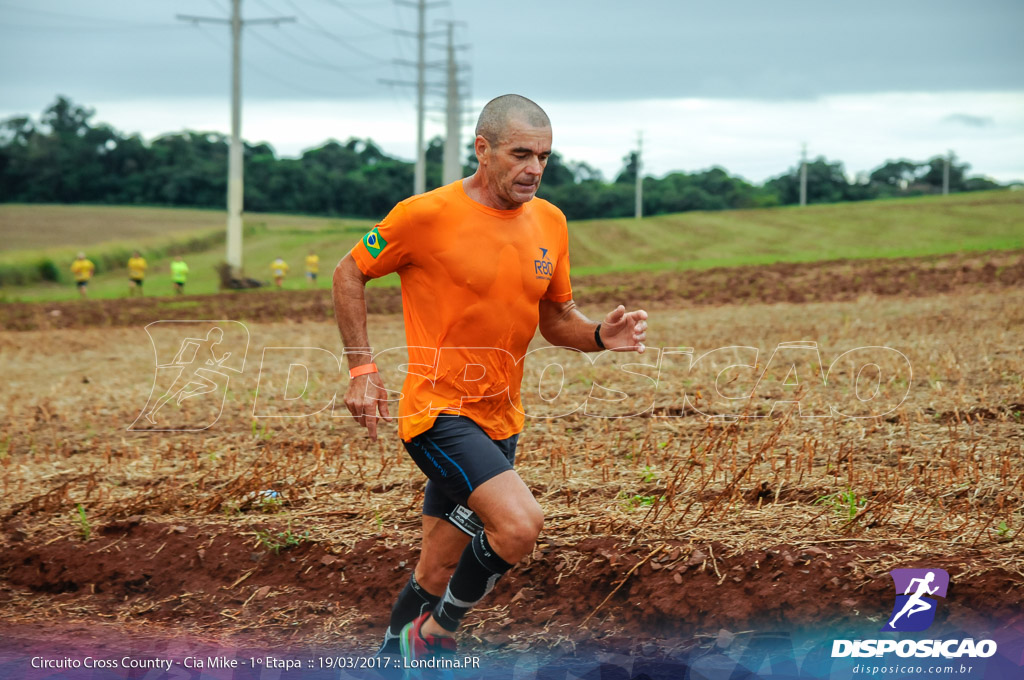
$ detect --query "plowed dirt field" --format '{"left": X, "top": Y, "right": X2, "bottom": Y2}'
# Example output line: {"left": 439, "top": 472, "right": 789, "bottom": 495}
{"left": 1, "top": 251, "right": 1022, "bottom": 663}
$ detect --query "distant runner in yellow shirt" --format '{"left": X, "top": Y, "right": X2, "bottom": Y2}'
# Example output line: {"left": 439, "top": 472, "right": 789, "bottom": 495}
{"left": 70, "top": 252, "right": 95, "bottom": 299}
{"left": 128, "top": 250, "right": 147, "bottom": 297}
{"left": 305, "top": 250, "right": 320, "bottom": 288}
{"left": 271, "top": 257, "right": 289, "bottom": 288}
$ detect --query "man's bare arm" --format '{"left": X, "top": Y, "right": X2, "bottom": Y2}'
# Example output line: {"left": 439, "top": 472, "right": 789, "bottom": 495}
{"left": 333, "top": 253, "right": 391, "bottom": 440}
{"left": 538, "top": 299, "right": 648, "bottom": 353}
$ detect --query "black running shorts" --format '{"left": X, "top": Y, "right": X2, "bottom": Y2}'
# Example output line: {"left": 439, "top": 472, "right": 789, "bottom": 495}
{"left": 403, "top": 414, "right": 519, "bottom": 518}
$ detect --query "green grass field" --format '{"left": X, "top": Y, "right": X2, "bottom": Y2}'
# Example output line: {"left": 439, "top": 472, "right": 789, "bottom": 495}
{"left": 0, "top": 205, "right": 374, "bottom": 300}
{"left": 1, "top": 190, "right": 1021, "bottom": 301}
{"left": 568, "top": 189, "right": 1024, "bottom": 275}
{"left": 0, "top": 204, "right": 358, "bottom": 252}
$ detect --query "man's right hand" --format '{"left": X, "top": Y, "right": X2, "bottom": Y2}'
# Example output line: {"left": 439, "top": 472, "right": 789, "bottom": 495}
{"left": 344, "top": 372, "right": 392, "bottom": 441}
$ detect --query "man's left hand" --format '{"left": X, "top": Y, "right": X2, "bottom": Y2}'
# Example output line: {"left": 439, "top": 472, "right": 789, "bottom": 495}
{"left": 599, "top": 305, "right": 648, "bottom": 353}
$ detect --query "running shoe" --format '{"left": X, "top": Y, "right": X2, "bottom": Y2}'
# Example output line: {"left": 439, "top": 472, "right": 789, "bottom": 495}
{"left": 376, "top": 634, "right": 401, "bottom": 657}
{"left": 374, "top": 633, "right": 404, "bottom": 680}
{"left": 398, "top": 612, "right": 456, "bottom": 680}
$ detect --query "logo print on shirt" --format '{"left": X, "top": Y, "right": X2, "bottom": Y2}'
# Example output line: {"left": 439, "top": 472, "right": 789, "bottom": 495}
{"left": 534, "top": 247, "right": 553, "bottom": 280}
{"left": 363, "top": 227, "right": 388, "bottom": 259}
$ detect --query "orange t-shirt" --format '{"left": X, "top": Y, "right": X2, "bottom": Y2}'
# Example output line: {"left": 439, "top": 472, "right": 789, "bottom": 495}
{"left": 350, "top": 180, "right": 573, "bottom": 441}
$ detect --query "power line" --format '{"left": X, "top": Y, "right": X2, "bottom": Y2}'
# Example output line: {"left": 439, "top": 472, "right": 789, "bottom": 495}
{"left": 192, "top": 23, "right": 343, "bottom": 98}
{"left": 246, "top": 60, "right": 346, "bottom": 97}
{"left": 385, "top": 0, "right": 415, "bottom": 105}
{"left": 253, "top": 0, "right": 396, "bottom": 98}
{"left": 193, "top": 21, "right": 230, "bottom": 49}
{"left": 290, "top": 23, "right": 388, "bottom": 62}
{"left": 0, "top": 22, "right": 185, "bottom": 33}
{"left": 268, "top": 23, "right": 386, "bottom": 70}
{"left": 0, "top": 1, "right": 171, "bottom": 27}
{"left": 315, "top": 0, "right": 396, "bottom": 33}
{"left": 246, "top": 26, "right": 381, "bottom": 83}
{"left": 284, "top": 0, "right": 391, "bottom": 63}
{"left": 254, "top": 0, "right": 281, "bottom": 17}
{"left": 259, "top": 0, "right": 384, "bottom": 40}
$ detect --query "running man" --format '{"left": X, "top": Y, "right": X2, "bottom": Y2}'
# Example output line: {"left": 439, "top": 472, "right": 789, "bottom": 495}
{"left": 271, "top": 257, "right": 289, "bottom": 288}
{"left": 143, "top": 327, "right": 232, "bottom": 424}
{"left": 70, "top": 252, "right": 95, "bottom": 299}
{"left": 305, "top": 250, "right": 320, "bottom": 287}
{"left": 128, "top": 250, "right": 147, "bottom": 297}
{"left": 888, "top": 571, "right": 939, "bottom": 628}
{"left": 333, "top": 94, "right": 648, "bottom": 665}
{"left": 171, "top": 256, "right": 189, "bottom": 295}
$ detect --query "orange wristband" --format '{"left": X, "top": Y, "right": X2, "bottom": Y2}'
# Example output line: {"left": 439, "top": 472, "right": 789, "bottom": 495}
{"left": 348, "top": 363, "right": 378, "bottom": 379}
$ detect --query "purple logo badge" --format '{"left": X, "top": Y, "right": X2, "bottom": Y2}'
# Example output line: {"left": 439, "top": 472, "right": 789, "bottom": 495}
{"left": 881, "top": 568, "right": 950, "bottom": 632}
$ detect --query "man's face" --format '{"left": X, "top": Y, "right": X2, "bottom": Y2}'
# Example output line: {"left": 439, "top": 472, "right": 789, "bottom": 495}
{"left": 478, "top": 117, "right": 552, "bottom": 209}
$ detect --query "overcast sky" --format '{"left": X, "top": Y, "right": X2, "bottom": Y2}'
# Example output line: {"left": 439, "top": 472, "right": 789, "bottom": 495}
{"left": 1, "top": 0, "right": 1022, "bottom": 183}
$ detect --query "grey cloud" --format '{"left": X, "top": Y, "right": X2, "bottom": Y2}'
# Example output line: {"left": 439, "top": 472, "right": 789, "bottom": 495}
{"left": 942, "top": 113, "right": 995, "bottom": 128}
{"left": 0, "top": 0, "right": 1022, "bottom": 108}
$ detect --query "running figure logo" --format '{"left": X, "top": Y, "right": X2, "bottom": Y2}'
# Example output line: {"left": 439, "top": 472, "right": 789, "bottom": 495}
{"left": 130, "top": 321, "right": 249, "bottom": 431}
{"left": 881, "top": 568, "right": 950, "bottom": 632}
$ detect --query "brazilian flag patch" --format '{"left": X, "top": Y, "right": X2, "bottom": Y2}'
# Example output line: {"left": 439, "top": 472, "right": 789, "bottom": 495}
{"left": 362, "top": 227, "right": 387, "bottom": 258}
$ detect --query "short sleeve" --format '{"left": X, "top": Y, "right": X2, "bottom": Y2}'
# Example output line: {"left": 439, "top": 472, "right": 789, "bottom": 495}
{"left": 542, "top": 216, "right": 572, "bottom": 303}
{"left": 350, "top": 202, "right": 414, "bottom": 278}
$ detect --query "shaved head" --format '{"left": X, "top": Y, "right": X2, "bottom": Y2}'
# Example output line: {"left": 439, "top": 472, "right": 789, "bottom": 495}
{"left": 475, "top": 94, "right": 550, "bottom": 143}
{"left": 464, "top": 94, "right": 552, "bottom": 209}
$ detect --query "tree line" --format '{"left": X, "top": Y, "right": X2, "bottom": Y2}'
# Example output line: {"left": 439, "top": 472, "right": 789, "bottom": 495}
{"left": 0, "top": 97, "right": 1007, "bottom": 222}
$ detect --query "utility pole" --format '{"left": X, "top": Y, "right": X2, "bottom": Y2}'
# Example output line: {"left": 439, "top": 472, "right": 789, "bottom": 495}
{"left": 799, "top": 142, "right": 808, "bottom": 207}
{"left": 413, "top": 0, "right": 426, "bottom": 194}
{"left": 442, "top": 22, "right": 461, "bottom": 185}
{"left": 634, "top": 131, "right": 643, "bottom": 219}
{"left": 228, "top": 0, "right": 244, "bottom": 273}
{"left": 390, "top": 0, "right": 446, "bottom": 196}
{"left": 942, "top": 150, "right": 952, "bottom": 196}
{"left": 177, "top": 1, "right": 292, "bottom": 274}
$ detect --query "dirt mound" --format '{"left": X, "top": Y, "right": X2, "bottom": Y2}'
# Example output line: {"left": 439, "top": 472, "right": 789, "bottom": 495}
{"left": 572, "top": 249, "right": 1024, "bottom": 309}
{"left": 3, "top": 250, "right": 1022, "bottom": 331}
{"left": 0, "top": 287, "right": 357, "bottom": 332}
{"left": 2, "top": 519, "right": 1020, "bottom": 650}
{"left": 1, "top": 519, "right": 410, "bottom": 636}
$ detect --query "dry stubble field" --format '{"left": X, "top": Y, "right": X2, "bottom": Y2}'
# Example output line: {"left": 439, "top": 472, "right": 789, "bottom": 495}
{"left": 0, "top": 257, "right": 1022, "bottom": 658}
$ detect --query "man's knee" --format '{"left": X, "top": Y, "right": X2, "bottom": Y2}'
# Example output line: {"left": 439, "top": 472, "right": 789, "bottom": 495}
{"left": 417, "top": 535, "right": 463, "bottom": 585}
{"left": 423, "top": 549, "right": 460, "bottom": 573}
{"left": 415, "top": 559, "right": 456, "bottom": 595}
{"left": 416, "top": 571, "right": 448, "bottom": 596}
{"left": 491, "top": 503, "right": 544, "bottom": 561}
